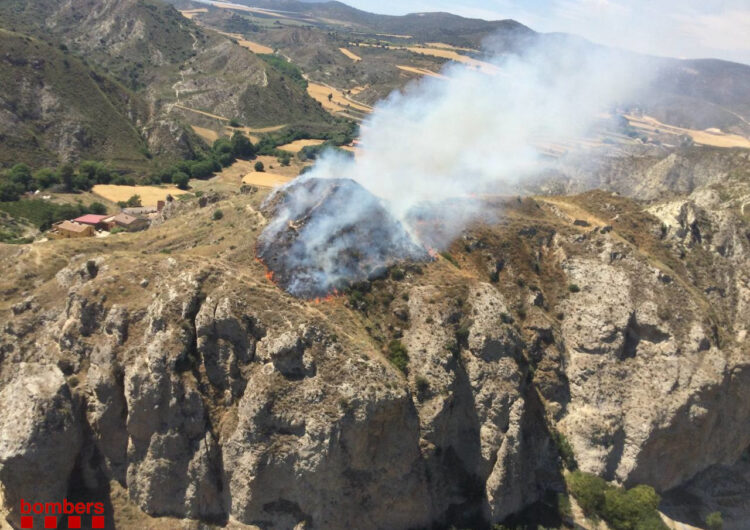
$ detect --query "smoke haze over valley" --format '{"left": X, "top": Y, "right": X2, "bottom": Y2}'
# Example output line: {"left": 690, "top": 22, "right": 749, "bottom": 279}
{"left": 259, "top": 37, "right": 655, "bottom": 294}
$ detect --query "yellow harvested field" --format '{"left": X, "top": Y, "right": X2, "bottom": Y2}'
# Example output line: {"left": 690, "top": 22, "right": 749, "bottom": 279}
{"left": 92, "top": 185, "right": 189, "bottom": 206}
{"left": 217, "top": 31, "right": 273, "bottom": 54}
{"left": 210, "top": 1, "right": 289, "bottom": 18}
{"left": 191, "top": 126, "right": 220, "bottom": 144}
{"left": 307, "top": 82, "right": 372, "bottom": 115}
{"left": 375, "top": 33, "right": 413, "bottom": 38}
{"left": 425, "top": 42, "right": 477, "bottom": 52}
{"left": 349, "top": 85, "right": 367, "bottom": 95}
{"left": 278, "top": 139, "right": 326, "bottom": 153}
{"left": 397, "top": 65, "right": 447, "bottom": 79}
{"left": 229, "top": 124, "right": 286, "bottom": 134}
{"left": 215, "top": 157, "right": 309, "bottom": 187}
{"left": 626, "top": 115, "right": 750, "bottom": 149}
{"left": 180, "top": 8, "right": 207, "bottom": 19}
{"left": 241, "top": 172, "right": 293, "bottom": 188}
{"left": 349, "top": 42, "right": 498, "bottom": 75}
{"left": 225, "top": 124, "right": 286, "bottom": 143}
{"left": 406, "top": 46, "right": 500, "bottom": 74}
{"left": 339, "top": 48, "right": 362, "bottom": 61}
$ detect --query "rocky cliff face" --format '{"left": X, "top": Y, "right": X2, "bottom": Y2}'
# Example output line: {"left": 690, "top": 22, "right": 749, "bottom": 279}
{"left": 0, "top": 180, "right": 748, "bottom": 528}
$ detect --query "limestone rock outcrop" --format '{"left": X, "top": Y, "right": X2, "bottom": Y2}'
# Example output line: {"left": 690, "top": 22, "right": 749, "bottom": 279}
{"left": 0, "top": 363, "right": 82, "bottom": 525}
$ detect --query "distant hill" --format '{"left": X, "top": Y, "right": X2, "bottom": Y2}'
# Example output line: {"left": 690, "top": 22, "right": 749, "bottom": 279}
{"left": 191, "top": 0, "right": 750, "bottom": 136}
{"left": 0, "top": 0, "right": 345, "bottom": 170}
{"left": 0, "top": 29, "right": 152, "bottom": 168}
{"left": 191, "top": 0, "right": 535, "bottom": 48}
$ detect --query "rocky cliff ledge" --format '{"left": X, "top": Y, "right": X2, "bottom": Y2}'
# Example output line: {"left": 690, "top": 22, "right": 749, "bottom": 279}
{"left": 1, "top": 184, "right": 748, "bottom": 529}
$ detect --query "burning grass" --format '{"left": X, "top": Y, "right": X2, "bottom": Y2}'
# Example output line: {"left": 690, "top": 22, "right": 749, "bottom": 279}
{"left": 256, "top": 178, "right": 428, "bottom": 298}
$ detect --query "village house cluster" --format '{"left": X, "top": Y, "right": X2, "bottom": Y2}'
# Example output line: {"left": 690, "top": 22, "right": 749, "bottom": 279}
{"left": 50, "top": 199, "right": 169, "bottom": 239}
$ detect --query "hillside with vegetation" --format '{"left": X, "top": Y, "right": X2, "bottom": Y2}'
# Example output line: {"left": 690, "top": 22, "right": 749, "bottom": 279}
{"left": 1, "top": 163, "right": 749, "bottom": 528}
{"left": 0, "top": 0, "right": 353, "bottom": 174}
{"left": 175, "top": 0, "right": 750, "bottom": 137}
{"left": 0, "top": 29, "right": 152, "bottom": 169}
{"left": 1, "top": 1, "right": 750, "bottom": 529}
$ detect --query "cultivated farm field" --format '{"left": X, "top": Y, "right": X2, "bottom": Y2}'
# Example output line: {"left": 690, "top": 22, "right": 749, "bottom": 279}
{"left": 92, "top": 185, "right": 189, "bottom": 206}
{"left": 278, "top": 139, "right": 326, "bottom": 153}
{"left": 339, "top": 48, "right": 362, "bottom": 61}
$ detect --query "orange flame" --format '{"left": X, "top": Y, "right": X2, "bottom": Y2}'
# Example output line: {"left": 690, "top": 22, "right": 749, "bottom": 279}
{"left": 312, "top": 292, "right": 338, "bottom": 305}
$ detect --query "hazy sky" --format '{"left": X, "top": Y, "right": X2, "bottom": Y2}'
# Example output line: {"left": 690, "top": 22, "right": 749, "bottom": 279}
{"left": 341, "top": 0, "right": 750, "bottom": 64}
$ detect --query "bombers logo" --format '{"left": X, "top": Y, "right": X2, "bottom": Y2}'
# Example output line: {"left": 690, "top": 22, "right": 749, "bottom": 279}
{"left": 19, "top": 499, "right": 105, "bottom": 529}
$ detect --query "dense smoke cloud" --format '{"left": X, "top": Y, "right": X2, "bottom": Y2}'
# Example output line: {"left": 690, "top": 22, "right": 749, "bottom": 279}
{"left": 259, "top": 38, "right": 654, "bottom": 296}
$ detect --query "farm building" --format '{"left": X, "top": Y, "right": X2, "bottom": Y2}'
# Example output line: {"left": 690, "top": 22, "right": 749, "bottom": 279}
{"left": 51, "top": 221, "right": 95, "bottom": 239}
{"left": 72, "top": 214, "right": 109, "bottom": 230}
{"left": 122, "top": 201, "right": 165, "bottom": 217}
{"left": 103, "top": 212, "right": 149, "bottom": 232}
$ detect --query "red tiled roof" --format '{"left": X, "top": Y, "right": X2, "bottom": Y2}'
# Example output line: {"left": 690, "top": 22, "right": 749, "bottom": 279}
{"left": 73, "top": 214, "right": 108, "bottom": 225}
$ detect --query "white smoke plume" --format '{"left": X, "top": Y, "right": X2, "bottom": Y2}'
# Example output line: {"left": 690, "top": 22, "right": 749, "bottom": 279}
{"left": 258, "top": 37, "right": 655, "bottom": 296}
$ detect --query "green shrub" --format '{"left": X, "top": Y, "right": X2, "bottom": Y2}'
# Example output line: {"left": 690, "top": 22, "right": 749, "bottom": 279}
{"left": 0, "top": 199, "right": 99, "bottom": 230}
{"left": 125, "top": 195, "right": 141, "bottom": 207}
{"left": 567, "top": 472, "right": 667, "bottom": 530}
{"left": 567, "top": 471, "right": 608, "bottom": 517}
{"left": 33, "top": 168, "right": 58, "bottom": 189}
{"left": 173, "top": 172, "right": 190, "bottom": 190}
{"left": 602, "top": 485, "right": 664, "bottom": 530}
{"left": 89, "top": 202, "right": 108, "bottom": 215}
{"left": 558, "top": 492, "right": 573, "bottom": 521}
{"left": 455, "top": 325, "right": 470, "bottom": 346}
{"left": 387, "top": 340, "right": 409, "bottom": 374}
{"left": 0, "top": 183, "right": 22, "bottom": 201}
{"left": 568, "top": 284, "right": 581, "bottom": 293}
{"left": 415, "top": 375, "right": 429, "bottom": 398}
{"left": 552, "top": 430, "right": 577, "bottom": 470}
{"left": 390, "top": 267, "right": 405, "bottom": 281}
{"left": 212, "top": 209, "right": 224, "bottom": 221}
{"left": 257, "top": 54, "right": 308, "bottom": 88}
{"left": 189, "top": 159, "right": 216, "bottom": 179}
{"left": 705, "top": 511, "right": 723, "bottom": 530}
{"left": 231, "top": 131, "right": 256, "bottom": 158}
{"left": 254, "top": 161, "right": 265, "bottom": 172}
{"left": 440, "top": 251, "right": 459, "bottom": 268}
